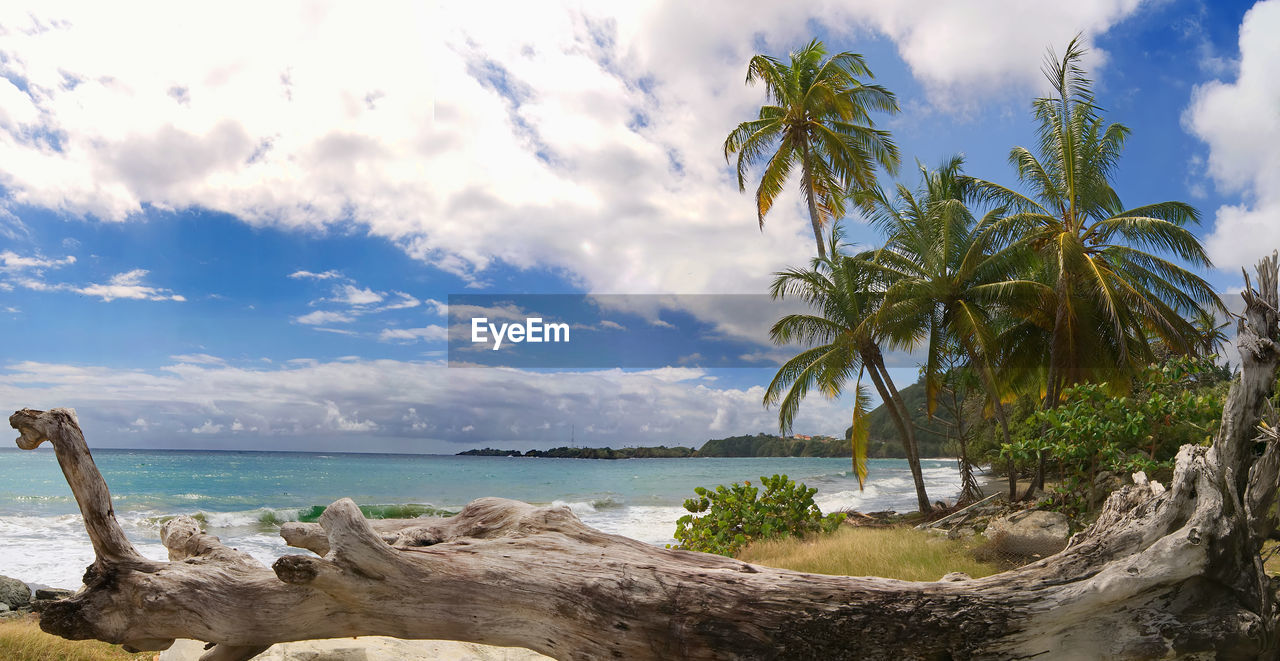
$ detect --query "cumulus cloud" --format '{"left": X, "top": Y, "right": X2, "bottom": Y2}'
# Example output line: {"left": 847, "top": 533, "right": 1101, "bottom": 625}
{"left": 0, "top": 250, "right": 76, "bottom": 274}
{"left": 288, "top": 269, "right": 342, "bottom": 280}
{"left": 76, "top": 269, "right": 185, "bottom": 302}
{"left": 376, "top": 292, "right": 421, "bottom": 312}
{"left": 837, "top": 2, "right": 1143, "bottom": 102}
{"left": 0, "top": 0, "right": 1149, "bottom": 305}
{"left": 0, "top": 357, "right": 847, "bottom": 451}
{"left": 378, "top": 326, "right": 448, "bottom": 343}
{"left": 4, "top": 261, "right": 185, "bottom": 302}
{"left": 170, "top": 353, "right": 227, "bottom": 365}
{"left": 189, "top": 420, "right": 223, "bottom": 434}
{"left": 329, "top": 284, "right": 383, "bottom": 306}
{"left": 1186, "top": 0, "right": 1280, "bottom": 270}
{"left": 295, "top": 310, "right": 355, "bottom": 325}
{"left": 290, "top": 272, "right": 436, "bottom": 334}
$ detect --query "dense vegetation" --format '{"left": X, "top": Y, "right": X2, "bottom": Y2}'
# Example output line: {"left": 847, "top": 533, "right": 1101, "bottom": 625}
{"left": 457, "top": 445, "right": 697, "bottom": 459}
{"left": 696, "top": 433, "right": 849, "bottom": 457}
{"left": 972, "top": 354, "right": 1231, "bottom": 515}
{"left": 458, "top": 432, "right": 950, "bottom": 460}
{"left": 744, "top": 37, "right": 1225, "bottom": 513}
{"left": 850, "top": 380, "right": 954, "bottom": 458}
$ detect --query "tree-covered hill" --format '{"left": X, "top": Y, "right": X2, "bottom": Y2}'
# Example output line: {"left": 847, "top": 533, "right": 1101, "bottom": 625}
{"left": 850, "top": 378, "right": 956, "bottom": 458}
{"left": 696, "top": 433, "right": 850, "bottom": 457}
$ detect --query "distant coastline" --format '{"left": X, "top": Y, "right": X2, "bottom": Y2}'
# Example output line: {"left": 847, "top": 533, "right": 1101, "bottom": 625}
{"left": 459, "top": 432, "right": 858, "bottom": 459}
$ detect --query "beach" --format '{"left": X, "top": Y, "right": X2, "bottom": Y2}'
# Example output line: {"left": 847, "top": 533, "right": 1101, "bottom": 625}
{"left": 0, "top": 448, "right": 966, "bottom": 588}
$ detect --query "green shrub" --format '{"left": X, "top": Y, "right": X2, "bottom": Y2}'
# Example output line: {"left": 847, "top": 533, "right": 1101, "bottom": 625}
{"left": 995, "top": 355, "right": 1228, "bottom": 516}
{"left": 671, "top": 474, "right": 845, "bottom": 556}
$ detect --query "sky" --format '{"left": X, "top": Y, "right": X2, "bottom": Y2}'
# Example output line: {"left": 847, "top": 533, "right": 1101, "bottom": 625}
{"left": 0, "top": 0, "right": 1273, "bottom": 452}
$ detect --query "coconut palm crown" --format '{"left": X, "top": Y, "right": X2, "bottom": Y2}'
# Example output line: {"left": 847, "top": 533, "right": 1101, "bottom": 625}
{"left": 725, "top": 39, "right": 901, "bottom": 258}
{"left": 970, "top": 36, "right": 1224, "bottom": 406}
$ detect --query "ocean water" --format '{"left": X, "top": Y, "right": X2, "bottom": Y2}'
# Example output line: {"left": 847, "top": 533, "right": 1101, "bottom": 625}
{"left": 0, "top": 448, "right": 965, "bottom": 588}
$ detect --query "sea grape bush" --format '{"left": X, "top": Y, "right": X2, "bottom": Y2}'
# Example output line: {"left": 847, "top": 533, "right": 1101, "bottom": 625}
{"left": 671, "top": 474, "right": 845, "bottom": 556}
{"left": 998, "top": 356, "right": 1227, "bottom": 516}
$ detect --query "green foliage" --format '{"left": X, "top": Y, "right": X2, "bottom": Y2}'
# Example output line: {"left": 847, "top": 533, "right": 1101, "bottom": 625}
{"left": 968, "top": 38, "right": 1224, "bottom": 402}
{"left": 856, "top": 377, "right": 955, "bottom": 457}
{"left": 725, "top": 39, "right": 900, "bottom": 257}
{"left": 457, "top": 446, "right": 698, "bottom": 459}
{"left": 698, "top": 433, "right": 850, "bottom": 458}
{"left": 671, "top": 474, "right": 845, "bottom": 556}
{"left": 997, "top": 356, "right": 1228, "bottom": 515}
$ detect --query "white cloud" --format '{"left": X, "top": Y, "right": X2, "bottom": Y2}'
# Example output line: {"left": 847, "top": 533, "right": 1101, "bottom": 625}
{"left": 288, "top": 269, "right": 342, "bottom": 280}
{"left": 190, "top": 420, "right": 223, "bottom": 434}
{"left": 378, "top": 325, "right": 448, "bottom": 343}
{"left": 292, "top": 274, "right": 425, "bottom": 332}
{"left": 76, "top": 269, "right": 184, "bottom": 302}
{"left": 0, "top": 1, "right": 1148, "bottom": 307}
{"left": 837, "top": 2, "right": 1143, "bottom": 103}
{"left": 376, "top": 292, "right": 421, "bottom": 312}
{"left": 323, "top": 401, "right": 378, "bottom": 432}
{"left": 0, "top": 251, "right": 76, "bottom": 273}
{"left": 295, "top": 310, "right": 355, "bottom": 325}
{"left": 170, "top": 353, "right": 226, "bottom": 365}
{"left": 1186, "top": 0, "right": 1280, "bottom": 270}
{"left": 5, "top": 266, "right": 184, "bottom": 302}
{"left": 0, "top": 357, "right": 849, "bottom": 450}
{"left": 329, "top": 283, "right": 383, "bottom": 306}
{"left": 312, "top": 327, "right": 359, "bottom": 336}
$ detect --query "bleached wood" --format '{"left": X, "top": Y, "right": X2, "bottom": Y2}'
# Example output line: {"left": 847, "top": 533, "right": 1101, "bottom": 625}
{"left": 8, "top": 252, "right": 1280, "bottom": 660}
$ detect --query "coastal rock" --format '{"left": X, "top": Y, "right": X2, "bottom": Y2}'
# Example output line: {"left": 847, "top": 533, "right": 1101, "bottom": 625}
{"left": 34, "top": 587, "right": 74, "bottom": 601}
{"left": 986, "top": 509, "right": 1070, "bottom": 557}
{"left": 159, "top": 637, "right": 553, "bottom": 660}
{"left": 0, "top": 575, "right": 30, "bottom": 609}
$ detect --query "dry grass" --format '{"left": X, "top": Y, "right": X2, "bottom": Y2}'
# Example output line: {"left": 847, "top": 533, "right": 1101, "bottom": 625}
{"left": 1264, "top": 540, "right": 1280, "bottom": 576}
{"left": 737, "top": 526, "right": 1002, "bottom": 581}
{"left": 0, "top": 616, "right": 153, "bottom": 661}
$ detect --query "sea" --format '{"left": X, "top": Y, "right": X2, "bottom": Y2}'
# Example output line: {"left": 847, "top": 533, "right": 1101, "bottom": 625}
{"left": 0, "top": 448, "right": 967, "bottom": 588}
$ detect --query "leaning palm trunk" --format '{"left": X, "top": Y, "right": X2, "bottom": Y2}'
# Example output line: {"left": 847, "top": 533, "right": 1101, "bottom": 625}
{"left": 9, "top": 256, "right": 1280, "bottom": 661}
{"left": 863, "top": 348, "right": 932, "bottom": 512}
{"left": 799, "top": 142, "right": 829, "bottom": 259}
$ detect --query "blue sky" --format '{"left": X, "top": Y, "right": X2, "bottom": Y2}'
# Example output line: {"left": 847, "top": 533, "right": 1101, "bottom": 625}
{"left": 0, "top": 0, "right": 1275, "bottom": 451}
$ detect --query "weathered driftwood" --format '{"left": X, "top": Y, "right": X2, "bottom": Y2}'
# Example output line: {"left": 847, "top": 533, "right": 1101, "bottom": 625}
{"left": 9, "top": 254, "right": 1280, "bottom": 660}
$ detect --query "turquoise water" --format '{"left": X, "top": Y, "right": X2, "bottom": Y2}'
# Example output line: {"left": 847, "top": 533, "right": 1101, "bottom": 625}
{"left": 0, "top": 448, "right": 964, "bottom": 587}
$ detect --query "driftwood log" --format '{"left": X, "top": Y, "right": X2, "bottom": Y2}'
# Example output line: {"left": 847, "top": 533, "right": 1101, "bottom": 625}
{"left": 9, "top": 254, "right": 1280, "bottom": 660}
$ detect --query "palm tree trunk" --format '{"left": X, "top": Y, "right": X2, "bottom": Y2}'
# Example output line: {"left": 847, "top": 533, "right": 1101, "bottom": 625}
{"left": 799, "top": 141, "right": 828, "bottom": 259}
{"left": 1031, "top": 285, "right": 1072, "bottom": 499}
{"left": 948, "top": 387, "right": 982, "bottom": 505}
{"left": 863, "top": 348, "right": 931, "bottom": 512}
{"left": 964, "top": 343, "right": 1017, "bottom": 501}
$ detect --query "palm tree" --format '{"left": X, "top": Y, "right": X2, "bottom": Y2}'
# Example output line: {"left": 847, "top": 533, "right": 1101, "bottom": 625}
{"left": 724, "top": 39, "right": 900, "bottom": 259}
{"left": 1191, "top": 309, "right": 1230, "bottom": 358}
{"left": 972, "top": 37, "right": 1224, "bottom": 409}
{"left": 971, "top": 37, "right": 1225, "bottom": 496}
{"left": 934, "top": 346, "right": 987, "bottom": 505}
{"left": 858, "top": 156, "right": 1044, "bottom": 501}
{"left": 764, "top": 233, "right": 933, "bottom": 512}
